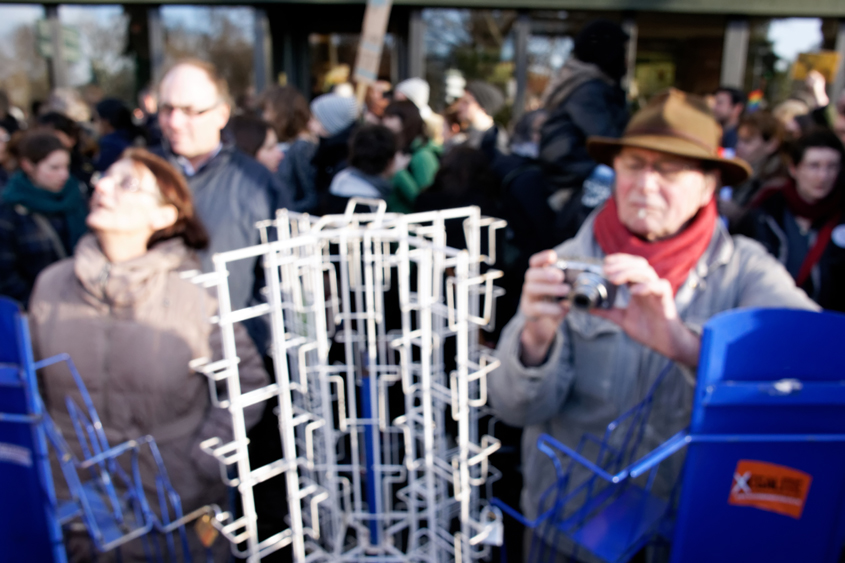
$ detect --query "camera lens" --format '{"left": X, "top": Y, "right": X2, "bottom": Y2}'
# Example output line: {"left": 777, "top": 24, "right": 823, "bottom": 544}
{"left": 572, "top": 287, "right": 601, "bottom": 309}
{"left": 571, "top": 273, "right": 608, "bottom": 310}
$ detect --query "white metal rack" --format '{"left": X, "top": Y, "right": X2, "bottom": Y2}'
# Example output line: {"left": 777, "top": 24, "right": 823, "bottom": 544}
{"left": 191, "top": 200, "right": 506, "bottom": 562}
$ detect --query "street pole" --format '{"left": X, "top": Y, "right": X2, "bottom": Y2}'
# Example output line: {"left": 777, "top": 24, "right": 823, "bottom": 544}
{"left": 45, "top": 5, "right": 68, "bottom": 89}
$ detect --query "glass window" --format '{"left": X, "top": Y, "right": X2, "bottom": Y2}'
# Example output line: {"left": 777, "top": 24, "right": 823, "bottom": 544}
{"left": 162, "top": 6, "right": 256, "bottom": 105}
{"left": 0, "top": 5, "right": 48, "bottom": 120}
{"left": 308, "top": 32, "right": 398, "bottom": 98}
{"left": 423, "top": 9, "right": 517, "bottom": 113}
{"left": 633, "top": 13, "right": 727, "bottom": 103}
{"left": 59, "top": 5, "right": 136, "bottom": 104}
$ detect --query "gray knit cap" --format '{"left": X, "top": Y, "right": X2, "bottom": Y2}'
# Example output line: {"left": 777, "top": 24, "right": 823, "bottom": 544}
{"left": 465, "top": 81, "right": 505, "bottom": 117}
{"left": 310, "top": 94, "right": 359, "bottom": 136}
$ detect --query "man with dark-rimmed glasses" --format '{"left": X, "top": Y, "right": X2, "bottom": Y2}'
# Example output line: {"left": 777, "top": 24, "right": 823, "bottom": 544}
{"left": 155, "top": 59, "right": 289, "bottom": 351}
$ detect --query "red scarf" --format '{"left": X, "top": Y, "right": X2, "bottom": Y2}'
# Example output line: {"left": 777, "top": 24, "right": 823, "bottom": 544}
{"left": 593, "top": 196, "right": 718, "bottom": 295}
{"left": 754, "top": 178, "right": 842, "bottom": 288}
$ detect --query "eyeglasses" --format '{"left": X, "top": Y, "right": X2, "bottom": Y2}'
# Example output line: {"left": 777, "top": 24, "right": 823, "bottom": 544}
{"left": 159, "top": 102, "right": 220, "bottom": 118}
{"left": 92, "top": 171, "right": 161, "bottom": 200}
{"left": 615, "top": 156, "right": 701, "bottom": 182}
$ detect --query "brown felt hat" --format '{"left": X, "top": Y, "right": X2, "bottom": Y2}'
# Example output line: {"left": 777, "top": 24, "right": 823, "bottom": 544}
{"left": 587, "top": 88, "right": 752, "bottom": 185}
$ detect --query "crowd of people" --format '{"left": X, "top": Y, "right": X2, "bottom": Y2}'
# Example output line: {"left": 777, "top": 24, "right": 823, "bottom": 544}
{"left": 1, "top": 16, "right": 844, "bottom": 562}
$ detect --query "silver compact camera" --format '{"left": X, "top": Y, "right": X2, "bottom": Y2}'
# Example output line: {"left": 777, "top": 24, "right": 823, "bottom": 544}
{"left": 555, "top": 258, "right": 617, "bottom": 310}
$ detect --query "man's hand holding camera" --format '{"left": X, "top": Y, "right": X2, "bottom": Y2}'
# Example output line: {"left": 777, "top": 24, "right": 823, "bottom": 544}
{"left": 520, "top": 250, "right": 570, "bottom": 367}
{"left": 519, "top": 251, "right": 700, "bottom": 369}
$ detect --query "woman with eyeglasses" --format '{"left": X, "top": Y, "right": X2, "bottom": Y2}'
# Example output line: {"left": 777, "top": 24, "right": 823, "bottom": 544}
{"left": 0, "top": 130, "right": 87, "bottom": 306}
{"left": 28, "top": 148, "right": 268, "bottom": 561}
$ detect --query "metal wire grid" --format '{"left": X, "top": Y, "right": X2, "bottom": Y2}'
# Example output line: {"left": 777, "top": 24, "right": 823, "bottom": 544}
{"left": 190, "top": 201, "right": 507, "bottom": 562}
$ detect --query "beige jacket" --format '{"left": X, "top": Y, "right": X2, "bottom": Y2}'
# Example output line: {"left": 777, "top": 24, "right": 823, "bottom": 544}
{"left": 29, "top": 234, "right": 268, "bottom": 560}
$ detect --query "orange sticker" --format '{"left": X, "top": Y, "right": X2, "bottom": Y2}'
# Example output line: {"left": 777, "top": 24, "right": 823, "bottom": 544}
{"left": 728, "top": 460, "right": 812, "bottom": 519}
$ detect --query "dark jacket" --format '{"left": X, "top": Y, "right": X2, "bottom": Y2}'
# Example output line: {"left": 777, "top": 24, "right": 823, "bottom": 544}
{"left": 721, "top": 126, "right": 738, "bottom": 151}
{"left": 313, "top": 124, "right": 356, "bottom": 214}
{"left": 0, "top": 172, "right": 88, "bottom": 307}
{"left": 490, "top": 152, "right": 558, "bottom": 339}
{"left": 0, "top": 202, "right": 75, "bottom": 306}
{"left": 492, "top": 153, "right": 557, "bottom": 262}
{"left": 735, "top": 190, "right": 845, "bottom": 312}
{"left": 277, "top": 137, "right": 318, "bottom": 213}
{"left": 539, "top": 58, "right": 628, "bottom": 190}
{"left": 153, "top": 144, "right": 280, "bottom": 314}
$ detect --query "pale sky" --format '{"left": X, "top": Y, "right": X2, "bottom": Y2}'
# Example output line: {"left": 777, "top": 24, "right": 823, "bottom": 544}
{"left": 767, "top": 18, "right": 823, "bottom": 62}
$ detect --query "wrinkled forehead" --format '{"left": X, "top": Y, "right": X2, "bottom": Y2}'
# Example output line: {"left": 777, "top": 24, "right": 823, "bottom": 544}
{"left": 159, "top": 65, "right": 220, "bottom": 107}
{"left": 616, "top": 146, "right": 703, "bottom": 167}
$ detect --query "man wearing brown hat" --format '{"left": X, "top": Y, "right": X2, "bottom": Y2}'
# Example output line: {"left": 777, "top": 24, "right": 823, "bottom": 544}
{"left": 489, "top": 89, "right": 816, "bottom": 562}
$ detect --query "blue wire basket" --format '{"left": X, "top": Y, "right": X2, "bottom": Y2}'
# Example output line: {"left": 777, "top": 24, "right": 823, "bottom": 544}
{"left": 0, "top": 297, "right": 217, "bottom": 562}
{"left": 493, "top": 363, "right": 680, "bottom": 563}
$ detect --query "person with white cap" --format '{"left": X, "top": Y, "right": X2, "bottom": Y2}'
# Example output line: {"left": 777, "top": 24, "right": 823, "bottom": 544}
{"left": 309, "top": 93, "right": 360, "bottom": 212}
{"left": 394, "top": 77, "right": 446, "bottom": 146}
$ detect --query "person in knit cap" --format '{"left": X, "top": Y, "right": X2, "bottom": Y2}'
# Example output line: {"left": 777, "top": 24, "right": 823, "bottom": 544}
{"left": 309, "top": 93, "right": 360, "bottom": 212}
{"left": 539, "top": 19, "right": 630, "bottom": 239}
{"left": 394, "top": 77, "right": 445, "bottom": 146}
{"left": 489, "top": 89, "right": 816, "bottom": 562}
{"left": 456, "top": 80, "right": 508, "bottom": 160}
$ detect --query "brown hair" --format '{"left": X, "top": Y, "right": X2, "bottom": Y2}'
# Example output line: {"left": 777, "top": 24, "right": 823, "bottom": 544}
{"left": 786, "top": 127, "right": 845, "bottom": 168}
{"left": 18, "top": 130, "right": 68, "bottom": 165}
{"left": 383, "top": 100, "right": 427, "bottom": 152}
{"left": 739, "top": 111, "right": 784, "bottom": 144}
{"left": 121, "top": 148, "right": 209, "bottom": 250}
{"left": 261, "top": 85, "right": 310, "bottom": 142}
{"left": 160, "top": 58, "right": 231, "bottom": 108}
{"left": 228, "top": 114, "right": 272, "bottom": 157}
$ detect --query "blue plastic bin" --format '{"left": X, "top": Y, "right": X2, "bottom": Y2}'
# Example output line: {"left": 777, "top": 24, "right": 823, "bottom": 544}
{"left": 494, "top": 308, "right": 845, "bottom": 563}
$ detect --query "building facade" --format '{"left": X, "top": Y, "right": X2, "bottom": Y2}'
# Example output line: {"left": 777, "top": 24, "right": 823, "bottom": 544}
{"left": 2, "top": 0, "right": 844, "bottom": 115}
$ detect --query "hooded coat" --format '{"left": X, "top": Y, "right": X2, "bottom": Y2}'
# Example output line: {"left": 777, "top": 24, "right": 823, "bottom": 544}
{"left": 29, "top": 234, "right": 268, "bottom": 561}
{"left": 539, "top": 58, "right": 628, "bottom": 191}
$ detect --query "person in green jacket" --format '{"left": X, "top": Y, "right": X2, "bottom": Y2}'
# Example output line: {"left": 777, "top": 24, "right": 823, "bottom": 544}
{"left": 382, "top": 100, "right": 441, "bottom": 213}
